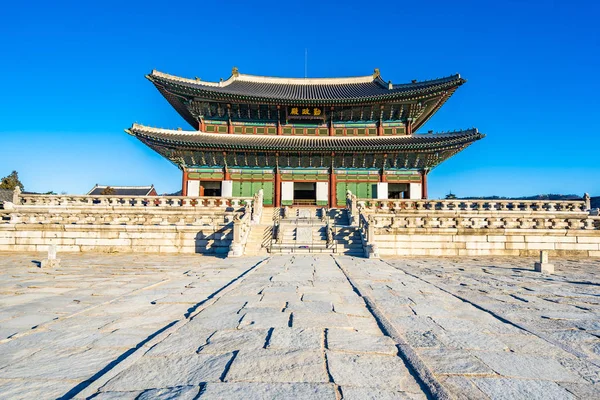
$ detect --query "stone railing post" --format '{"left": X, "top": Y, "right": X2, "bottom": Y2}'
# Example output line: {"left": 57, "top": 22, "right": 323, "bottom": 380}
{"left": 346, "top": 190, "right": 359, "bottom": 226}
{"left": 12, "top": 186, "right": 21, "bottom": 204}
{"left": 252, "top": 189, "right": 264, "bottom": 224}
{"left": 584, "top": 193, "right": 591, "bottom": 211}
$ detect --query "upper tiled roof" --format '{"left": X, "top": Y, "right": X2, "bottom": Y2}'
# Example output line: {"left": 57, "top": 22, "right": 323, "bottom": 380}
{"left": 147, "top": 69, "right": 465, "bottom": 105}
{"left": 87, "top": 185, "right": 156, "bottom": 196}
{"left": 127, "top": 124, "right": 484, "bottom": 153}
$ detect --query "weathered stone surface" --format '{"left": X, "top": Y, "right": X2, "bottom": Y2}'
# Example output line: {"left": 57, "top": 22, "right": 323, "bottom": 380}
{"left": 1, "top": 254, "right": 599, "bottom": 399}
{"left": 296, "top": 226, "right": 313, "bottom": 242}
{"left": 327, "top": 352, "right": 421, "bottom": 391}
{"left": 137, "top": 385, "right": 200, "bottom": 400}
{"left": 101, "top": 353, "right": 234, "bottom": 391}
{"left": 225, "top": 349, "right": 328, "bottom": 383}
{"left": 474, "top": 351, "right": 583, "bottom": 382}
{"left": 198, "top": 329, "right": 268, "bottom": 353}
{"left": 437, "top": 375, "right": 488, "bottom": 400}
{"left": 238, "top": 311, "right": 291, "bottom": 329}
{"left": 291, "top": 311, "right": 352, "bottom": 329}
{"left": 327, "top": 328, "right": 397, "bottom": 355}
{"left": 416, "top": 348, "right": 494, "bottom": 375}
{"left": 473, "top": 377, "right": 575, "bottom": 400}
{"left": 340, "top": 386, "right": 428, "bottom": 400}
{"left": 267, "top": 327, "right": 322, "bottom": 350}
{"left": 1, "top": 347, "right": 122, "bottom": 380}
{"left": 199, "top": 382, "right": 336, "bottom": 399}
{"left": 0, "top": 379, "right": 76, "bottom": 400}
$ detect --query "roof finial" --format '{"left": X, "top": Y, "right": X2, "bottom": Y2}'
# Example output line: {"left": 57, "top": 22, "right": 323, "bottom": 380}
{"left": 232, "top": 66, "right": 239, "bottom": 77}
{"left": 373, "top": 68, "right": 380, "bottom": 79}
{"left": 388, "top": 80, "right": 393, "bottom": 90}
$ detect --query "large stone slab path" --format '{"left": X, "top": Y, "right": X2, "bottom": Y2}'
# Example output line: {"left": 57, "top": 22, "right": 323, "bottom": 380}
{"left": 0, "top": 253, "right": 598, "bottom": 399}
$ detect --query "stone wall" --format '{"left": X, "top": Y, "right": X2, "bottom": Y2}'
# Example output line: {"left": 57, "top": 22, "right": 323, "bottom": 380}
{"left": 0, "top": 223, "right": 233, "bottom": 254}
{"left": 351, "top": 195, "right": 600, "bottom": 258}
{"left": 0, "top": 192, "right": 259, "bottom": 255}
{"left": 373, "top": 229, "right": 600, "bottom": 257}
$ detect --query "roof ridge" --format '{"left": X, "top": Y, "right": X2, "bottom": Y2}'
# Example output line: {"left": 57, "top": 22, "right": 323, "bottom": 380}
{"left": 148, "top": 69, "right": 464, "bottom": 88}
{"left": 93, "top": 184, "right": 154, "bottom": 189}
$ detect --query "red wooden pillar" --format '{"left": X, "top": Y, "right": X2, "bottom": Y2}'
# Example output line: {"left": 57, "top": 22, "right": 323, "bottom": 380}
{"left": 227, "top": 104, "right": 233, "bottom": 134}
{"left": 199, "top": 118, "right": 206, "bottom": 132}
{"left": 277, "top": 106, "right": 283, "bottom": 135}
{"left": 181, "top": 169, "right": 188, "bottom": 196}
{"left": 378, "top": 105, "right": 384, "bottom": 136}
{"left": 330, "top": 167, "right": 337, "bottom": 208}
{"left": 421, "top": 170, "right": 428, "bottom": 199}
{"left": 329, "top": 107, "right": 335, "bottom": 136}
{"left": 274, "top": 167, "right": 281, "bottom": 207}
{"left": 406, "top": 119, "right": 413, "bottom": 135}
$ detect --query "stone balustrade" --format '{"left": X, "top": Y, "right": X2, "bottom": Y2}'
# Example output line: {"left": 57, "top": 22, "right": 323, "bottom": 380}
{"left": 367, "top": 213, "right": 600, "bottom": 231}
{"left": 16, "top": 194, "right": 254, "bottom": 209}
{"left": 229, "top": 212, "right": 252, "bottom": 257}
{"left": 0, "top": 208, "right": 240, "bottom": 227}
{"left": 356, "top": 198, "right": 589, "bottom": 214}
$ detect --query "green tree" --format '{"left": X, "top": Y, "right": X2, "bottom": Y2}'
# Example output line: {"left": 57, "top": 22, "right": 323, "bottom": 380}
{"left": 445, "top": 192, "right": 457, "bottom": 200}
{"left": 0, "top": 171, "right": 24, "bottom": 191}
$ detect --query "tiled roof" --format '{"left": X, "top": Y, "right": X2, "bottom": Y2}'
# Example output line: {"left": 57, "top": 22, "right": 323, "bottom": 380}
{"left": 147, "top": 70, "right": 465, "bottom": 104}
{"left": 127, "top": 124, "right": 484, "bottom": 153}
{"left": 87, "top": 185, "right": 156, "bottom": 196}
{"left": 0, "top": 189, "right": 12, "bottom": 204}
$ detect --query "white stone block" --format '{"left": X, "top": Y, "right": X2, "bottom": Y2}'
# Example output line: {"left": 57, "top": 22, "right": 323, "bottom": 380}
{"left": 576, "top": 236, "right": 600, "bottom": 244}
{"left": 316, "top": 182, "right": 328, "bottom": 203}
{"left": 187, "top": 180, "right": 200, "bottom": 197}
{"left": 555, "top": 243, "right": 599, "bottom": 251}
{"left": 221, "top": 180, "right": 233, "bottom": 197}
{"left": 465, "top": 242, "right": 507, "bottom": 250}
{"left": 524, "top": 235, "right": 576, "bottom": 243}
{"left": 535, "top": 251, "right": 554, "bottom": 273}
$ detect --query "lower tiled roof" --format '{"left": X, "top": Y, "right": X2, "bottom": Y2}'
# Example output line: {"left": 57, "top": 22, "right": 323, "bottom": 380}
{"left": 127, "top": 124, "right": 484, "bottom": 153}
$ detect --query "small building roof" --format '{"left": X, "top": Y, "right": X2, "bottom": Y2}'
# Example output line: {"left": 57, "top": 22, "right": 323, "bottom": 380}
{"left": 0, "top": 189, "right": 13, "bottom": 206}
{"left": 87, "top": 185, "right": 156, "bottom": 196}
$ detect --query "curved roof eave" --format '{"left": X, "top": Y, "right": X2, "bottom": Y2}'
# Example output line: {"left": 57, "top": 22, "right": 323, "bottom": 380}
{"left": 127, "top": 124, "right": 484, "bottom": 153}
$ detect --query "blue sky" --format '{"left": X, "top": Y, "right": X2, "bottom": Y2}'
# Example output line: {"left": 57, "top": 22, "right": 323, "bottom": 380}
{"left": 1, "top": 0, "right": 598, "bottom": 198}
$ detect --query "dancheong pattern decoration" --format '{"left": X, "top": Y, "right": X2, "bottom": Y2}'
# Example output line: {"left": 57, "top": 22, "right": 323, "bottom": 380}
{"left": 126, "top": 66, "right": 484, "bottom": 206}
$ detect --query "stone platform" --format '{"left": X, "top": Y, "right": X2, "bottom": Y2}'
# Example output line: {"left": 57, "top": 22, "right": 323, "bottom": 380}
{"left": 0, "top": 253, "right": 598, "bottom": 399}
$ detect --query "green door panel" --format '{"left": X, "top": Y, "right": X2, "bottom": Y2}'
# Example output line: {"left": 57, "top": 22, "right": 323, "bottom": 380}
{"left": 232, "top": 181, "right": 242, "bottom": 197}
{"left": 251, "top": 181, "right": 263, "bottom": 196}
{"left": 262, "top": 181, "right": 274, "bottom": 205}
{"left": 336, "top": 182, "right": 346, "bottom": 206}
{"left": 241, "top": 181, "right": 252, "bottom": 197}
{"left": 356, "top": 182, "right": 368, "bottom": 199}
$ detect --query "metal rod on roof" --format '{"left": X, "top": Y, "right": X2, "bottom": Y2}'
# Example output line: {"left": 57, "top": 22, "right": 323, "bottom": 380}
{"left": 305, "top": 48, "right": 308, "bottom": 78}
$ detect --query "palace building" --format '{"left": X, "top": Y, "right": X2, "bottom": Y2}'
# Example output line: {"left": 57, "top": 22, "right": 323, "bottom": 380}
{"left": 127, "top": 68, "right": 484, "bottom": 207}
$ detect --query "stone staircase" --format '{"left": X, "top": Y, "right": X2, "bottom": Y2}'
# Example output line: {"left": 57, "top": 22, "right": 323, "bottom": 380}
{"left": 333, "top": 226, "right": 364, "bottom": 256}
{"left": 271, "top": 223, "right": 333, "bottom": 254}
{"left": 243, "top": 207, "right": 365, "bottom": 257}
{"left": 243, "top": 207, "right": 275, "bottom": 256}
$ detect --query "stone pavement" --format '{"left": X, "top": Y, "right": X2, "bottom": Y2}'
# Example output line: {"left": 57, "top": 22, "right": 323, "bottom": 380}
{"left": 0, "top": 253, "right": 598, "bottom": 399}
